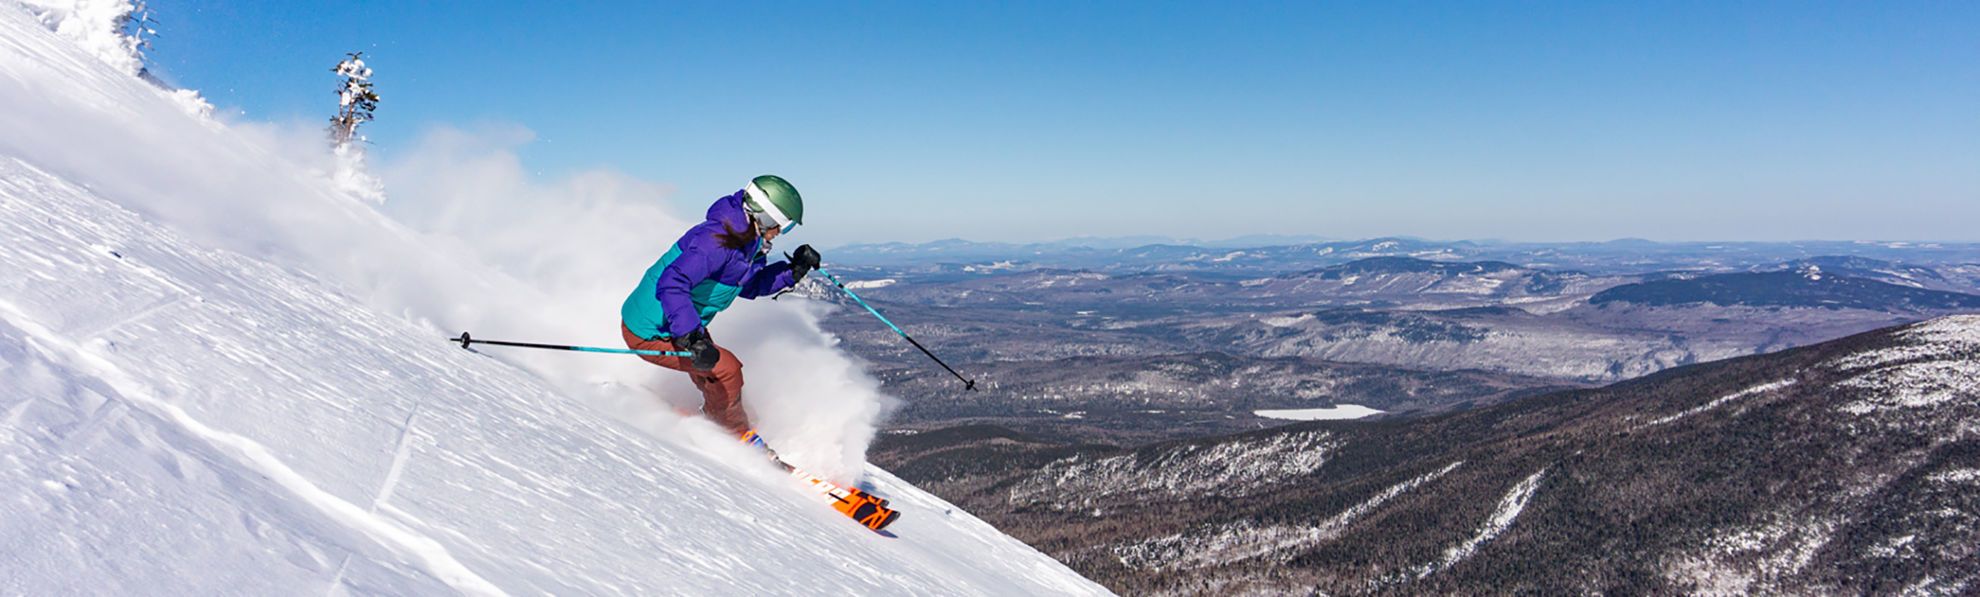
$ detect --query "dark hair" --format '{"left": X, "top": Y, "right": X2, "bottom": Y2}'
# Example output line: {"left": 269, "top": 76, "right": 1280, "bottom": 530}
{"left": 714, "top": 220, "right": 759, "bottom": 250}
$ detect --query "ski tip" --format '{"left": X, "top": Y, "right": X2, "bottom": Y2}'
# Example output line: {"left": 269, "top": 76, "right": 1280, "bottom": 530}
{"left": 846, "top": 496, "right": 902, "bottom": 532}
{"left": 856, "top": 502, "right": 901, "bottom": 532}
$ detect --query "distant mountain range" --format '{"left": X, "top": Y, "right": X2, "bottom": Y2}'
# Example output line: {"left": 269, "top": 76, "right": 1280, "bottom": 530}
{"left": 873, "top": 316, "right": 1980, "bottom": 594}
{"left": 1591, "top": 270, "right": 1980, "bottom": 311}
{"left": 829, "top": 237, "right": 1980, "bottom": 276}
{"left": 815, "top": 253, "right": 1980, "bottom": 383}
{"left": 1765, "top": 256, "right": 1960, "bottom": 291}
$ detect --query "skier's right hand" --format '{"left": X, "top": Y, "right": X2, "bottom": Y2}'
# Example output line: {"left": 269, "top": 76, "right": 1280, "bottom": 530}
{"left": 680, "top": 328, "right": 720, "bottom": 371}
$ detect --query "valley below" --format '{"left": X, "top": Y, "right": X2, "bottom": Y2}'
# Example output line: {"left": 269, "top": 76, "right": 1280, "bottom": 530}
{"left": 815, "top": 238, "right": 1980, "bottom": 593}
{"left": 816, "top": 240, "right": 1980, "bottom": 445}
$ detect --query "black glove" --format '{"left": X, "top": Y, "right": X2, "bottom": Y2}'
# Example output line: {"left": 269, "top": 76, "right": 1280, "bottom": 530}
{"left": 789, "top": 244, "right": 821, "bottom": 282}
{"left": 679, "top": 327, "right": 720, "bottom": 371}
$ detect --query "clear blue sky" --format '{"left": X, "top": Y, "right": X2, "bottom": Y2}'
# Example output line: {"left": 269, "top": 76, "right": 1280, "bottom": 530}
{"left": 145, "top": 1, "right": 1978, "bottom": 246}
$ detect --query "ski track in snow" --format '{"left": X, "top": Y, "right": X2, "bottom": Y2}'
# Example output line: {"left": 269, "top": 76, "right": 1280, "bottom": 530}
{"left": 0, "top": 7, "right": 1108, "bottom": 594}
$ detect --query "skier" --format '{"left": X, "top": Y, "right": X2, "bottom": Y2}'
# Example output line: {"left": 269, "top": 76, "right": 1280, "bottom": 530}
{"left": 620, "top": 175, "right": 820, "bottom": 440}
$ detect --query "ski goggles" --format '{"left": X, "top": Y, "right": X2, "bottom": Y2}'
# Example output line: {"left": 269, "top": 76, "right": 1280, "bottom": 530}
{"left": 750, "top": 210, "right": 798, "bottom": 235}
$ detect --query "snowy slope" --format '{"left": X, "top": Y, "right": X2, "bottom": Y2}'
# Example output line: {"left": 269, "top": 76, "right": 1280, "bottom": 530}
{"left": 0, "top": 6, "right": 1106, "bottom": 595}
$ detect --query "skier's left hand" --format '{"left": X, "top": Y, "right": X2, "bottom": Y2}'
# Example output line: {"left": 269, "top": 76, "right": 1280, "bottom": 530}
{"left": 789, "top": 244, "right": 821, "bottom": 282}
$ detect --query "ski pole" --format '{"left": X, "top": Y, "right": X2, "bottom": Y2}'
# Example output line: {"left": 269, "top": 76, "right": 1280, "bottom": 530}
{"left": 815, "top": 268, "right": 978, "bottom": 391}
{"left": 449, "top": 332, "right": 693, "bottom": 358}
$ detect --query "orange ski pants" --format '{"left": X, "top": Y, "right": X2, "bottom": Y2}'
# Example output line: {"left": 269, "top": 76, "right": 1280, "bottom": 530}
{"left": 621, "top": 324, "right": 749, "bottom": 434}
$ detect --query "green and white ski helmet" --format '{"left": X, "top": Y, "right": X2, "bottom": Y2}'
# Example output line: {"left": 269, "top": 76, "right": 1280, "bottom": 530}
{"left": 742, "top": 175, "right": 803, "bottom": 232}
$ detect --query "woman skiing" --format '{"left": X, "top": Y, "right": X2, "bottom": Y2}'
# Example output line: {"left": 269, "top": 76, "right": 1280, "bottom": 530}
{"left": 620, "top": 175, "right": 819, "bottom": 438}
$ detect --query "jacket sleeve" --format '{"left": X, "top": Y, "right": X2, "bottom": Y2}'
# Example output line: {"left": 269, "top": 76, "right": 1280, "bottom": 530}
{"left": 655, "top": 245, "right": 720, "bottom": 338}
{"left": 739, "top": 260, "right": 797, "bottom": 300}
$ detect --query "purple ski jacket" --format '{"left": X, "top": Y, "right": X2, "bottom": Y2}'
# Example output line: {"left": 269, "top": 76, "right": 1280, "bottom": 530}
{"left": 620, "top": 191, "right": 798, "bottom": 340}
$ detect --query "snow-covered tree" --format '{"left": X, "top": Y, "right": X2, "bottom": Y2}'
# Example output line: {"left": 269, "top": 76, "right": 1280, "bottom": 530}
{"left": 118, "top": 1, "right": 172, "bottom": 87}
{"left": 327, "top": 52, "right": 386, "bottom": 203}
{"left": 328, "top": 52, "right": 381, "bottom": 146}
{"left": 118, "top": 2, "right": 154, "bottom": 55}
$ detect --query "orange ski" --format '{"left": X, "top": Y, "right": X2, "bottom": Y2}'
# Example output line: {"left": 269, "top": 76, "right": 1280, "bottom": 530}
{"left": 741, "top": 430, "right": 900, "bottom": 532}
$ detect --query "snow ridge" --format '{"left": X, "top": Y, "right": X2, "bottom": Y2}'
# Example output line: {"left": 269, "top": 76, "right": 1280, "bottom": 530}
{"left": 1416, "top": 467, "right": 1548, "bottom": 579}
{"left": 1009, "top": 431, "right": 1338, "bottom": 508}
{"left": 1829, "top": 315, "right": 1980, "bottom": 416}
{"left": 1114, "top": 461, "right": 1463, "bottom": 571}
{"left": 1633, "top": 379, "right": 1797, "bottom": 431}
